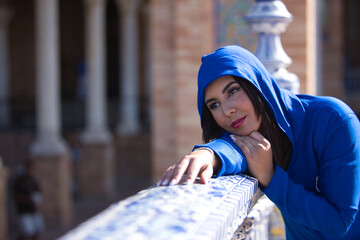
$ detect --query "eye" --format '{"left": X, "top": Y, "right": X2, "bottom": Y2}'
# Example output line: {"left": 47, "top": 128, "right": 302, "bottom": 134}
{"left": 228, "top": 86, "right": 241, "bottom": 96}
{"left": 208, "top": 102, "right": 220, "bottom": 110}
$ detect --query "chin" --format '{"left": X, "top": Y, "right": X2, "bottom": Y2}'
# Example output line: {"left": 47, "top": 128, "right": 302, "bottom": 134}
{"left": 228, "top": 129, "right": 250, "bottom": 136}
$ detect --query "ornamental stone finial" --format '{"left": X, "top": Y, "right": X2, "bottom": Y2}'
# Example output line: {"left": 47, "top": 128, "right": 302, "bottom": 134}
{"left": 245, "top": 0, "right": 299, "bottom": 93}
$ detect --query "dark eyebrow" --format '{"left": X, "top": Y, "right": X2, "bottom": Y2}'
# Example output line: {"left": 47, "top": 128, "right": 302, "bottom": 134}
{"left": 205, "top": 81, "right": 238, "bottom": 106}
{"left": 205, "top": 98, "right": 216, "bottom": 106}
{"left": 222, "top": 81, "right": 238, "bottom": 94}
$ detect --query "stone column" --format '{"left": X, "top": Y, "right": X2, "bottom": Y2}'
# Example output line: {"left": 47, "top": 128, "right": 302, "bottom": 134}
{"left": 115, "top": 0, "right": 152, "bottom": 182}
{"left": 82, "top": 0, "right": 111, "bottom": 144}
{"left": 116, "top": 0, "right": 141, "bottom": 135}
{"left": 31, "top": 0, "right": 72, "bottom": 228}
{"left": 79, "top": 0, "right": 114, "bottom": 198}
{"left": 31, "top": 0, "right": 67, "bottom": 155}
{"left": 0, "top": 7, "right": 11, "bottom": 127}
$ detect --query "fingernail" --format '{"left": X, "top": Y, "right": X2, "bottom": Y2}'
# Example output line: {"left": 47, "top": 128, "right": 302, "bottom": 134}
{"left": 230, "top": 134, "right": 236, "bottom": 141}
{"left": 162, "top": 179, "right": 169, "bottom": 186}
{"left": 185, "top": 179, "right": 192, "bottom": 185}
{"left": 169, "top": 179, "right": 176, "bottom": 186}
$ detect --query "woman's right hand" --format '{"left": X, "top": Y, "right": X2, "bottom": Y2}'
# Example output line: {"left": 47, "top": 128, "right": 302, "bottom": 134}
{"left": 157, "top": 148, "right": 219, "bottom": 186}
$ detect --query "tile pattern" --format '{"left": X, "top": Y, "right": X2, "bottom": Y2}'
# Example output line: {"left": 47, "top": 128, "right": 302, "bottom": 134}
{"left": 232, "top": 195, "right": 275, "bottom": 240}
{"left": 59, "top": 175, "right": 258, "bottom": 240}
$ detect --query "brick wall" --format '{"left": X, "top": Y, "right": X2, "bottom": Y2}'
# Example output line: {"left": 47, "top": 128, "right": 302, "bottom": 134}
{"left": 282, "top": 0, "right": 311, "bottom": 94}
{"left": 283, "top": 0, "right": 345, "bottom": 99}
{"left": 150, "top": 0, "right": 213, "bottom": 181}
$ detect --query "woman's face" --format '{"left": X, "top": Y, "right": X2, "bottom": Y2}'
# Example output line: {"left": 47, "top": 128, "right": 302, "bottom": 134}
{"left": 204, "top": 75, "right": 261, "bottom": 136}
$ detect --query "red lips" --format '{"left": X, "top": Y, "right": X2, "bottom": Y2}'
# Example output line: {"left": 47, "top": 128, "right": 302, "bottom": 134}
{"left": 231, "top": 117, "right": 246, "bottom": 129}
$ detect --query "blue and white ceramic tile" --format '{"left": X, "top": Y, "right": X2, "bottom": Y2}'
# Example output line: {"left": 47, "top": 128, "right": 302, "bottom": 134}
{"left": 59, "top": 175, "right": 258, "bottom": 240}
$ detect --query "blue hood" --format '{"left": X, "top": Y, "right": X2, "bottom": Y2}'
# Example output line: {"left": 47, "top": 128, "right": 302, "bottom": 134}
{"left": 197, "top": 45, "right": 304, "bottom": 145}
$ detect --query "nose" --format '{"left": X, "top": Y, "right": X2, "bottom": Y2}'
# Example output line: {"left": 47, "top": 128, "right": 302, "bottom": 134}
{"left": 222, "top": 101, "right": 236, "bottom": 117}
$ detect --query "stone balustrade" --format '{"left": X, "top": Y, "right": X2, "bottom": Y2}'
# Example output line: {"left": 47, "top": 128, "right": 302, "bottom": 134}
{"left": 59, "top": 175, "right": 275, "bottom": 240}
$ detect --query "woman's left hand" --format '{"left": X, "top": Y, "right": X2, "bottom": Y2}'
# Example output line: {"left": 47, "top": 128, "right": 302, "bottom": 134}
{"left": 231, "top": 131, "right": 274, "bottom": 188}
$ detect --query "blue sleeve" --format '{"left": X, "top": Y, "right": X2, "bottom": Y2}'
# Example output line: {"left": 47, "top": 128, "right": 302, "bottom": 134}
{"left": 263, "top": 113, "right": 360, "bottom": 238}
{"left": 193, "top": 132, "right": 248, "bottom": 176}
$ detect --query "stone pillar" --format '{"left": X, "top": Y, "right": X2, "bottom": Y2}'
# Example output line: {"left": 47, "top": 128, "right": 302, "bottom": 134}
{"left": 79, "top": 0, "right": 114, "bottom": 198}
{"left": 245, "top": 0, "right": 299, "bottom": 93}
{"left": 115, "top": 0, "right": 152, "bottom": 183}
{"left": 116, "top": 0, "right": 141, "bottom": 135}
{"left": 82, "top": 0, "right": 111, "bottom": 144}
{"left": 31, "top": 0, "right": 72, "bottom": 228}
{"left": 0, "top": 7, "right": 11, "bottom": 127}
{"left": 0, "top": 157, "right": 8, "bottom": 240}
{"left": 31, "top": 0, "right": 67, "bottom": 155}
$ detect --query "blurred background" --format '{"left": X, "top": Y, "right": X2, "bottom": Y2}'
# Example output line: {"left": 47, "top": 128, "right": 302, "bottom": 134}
{"left": 0, "top": 0, "right": 359, "bottom": 239}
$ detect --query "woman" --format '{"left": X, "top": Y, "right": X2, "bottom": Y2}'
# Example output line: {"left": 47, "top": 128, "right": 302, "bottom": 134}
{"left": 158, "top": 45, "right": 360, "bottom": 239}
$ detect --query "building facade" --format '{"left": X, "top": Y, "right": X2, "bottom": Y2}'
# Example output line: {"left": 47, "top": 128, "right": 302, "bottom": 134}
{"left": 0, "top": 0, "right": 359, "bottom": 237}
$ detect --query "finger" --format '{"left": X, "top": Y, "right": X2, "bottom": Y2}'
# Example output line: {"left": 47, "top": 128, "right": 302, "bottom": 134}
{"left": 169, "top": 157, "right": 190, "bottom": 185}
{"left": 237, "top": 134, "right": 269, "bottom": 153}
{"left": 249, "top": 131, "right": 271, "bottom": 150}
{"left": 239, "top": 136, "right": 258, "bottom": 149}
{"left": 238, "top": 140, "right": 252, "bottom": 156}
{"left": 199, "top": 165, "right": 213, "bottom": 184}
{"left": 235, "top": 136, "right": 259, "bottom": 154}
{"left": 184, "top": 158, "right": 202, "bottom": 184}
{"left": 231, "top": 135, "right": 252, "bottom": 155}
{"left": 231, "top": 134, "right": 257, "bottom": 147}
{"left": 158, "top": 166, "right": 175, "bottom": 186}
{"left": 249, "top": 131, "right": 265, "bottom": 141}
{"left": 156, "top": 166, "right": 173, "bottom": 186}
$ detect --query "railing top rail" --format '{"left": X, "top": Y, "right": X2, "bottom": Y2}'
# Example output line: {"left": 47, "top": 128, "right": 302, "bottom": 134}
{"left": 60, "top": 175, "right": 259, "bottom": 240}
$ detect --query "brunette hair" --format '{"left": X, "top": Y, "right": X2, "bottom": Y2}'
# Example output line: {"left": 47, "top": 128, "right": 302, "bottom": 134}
{"left": 201, "top": 76, "right": 292, "bottom": 170}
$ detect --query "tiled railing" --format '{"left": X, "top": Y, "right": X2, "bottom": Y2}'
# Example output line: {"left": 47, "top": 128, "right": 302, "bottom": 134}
{"left": 59, "top": 175, "right": 269, "bottom": 240}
